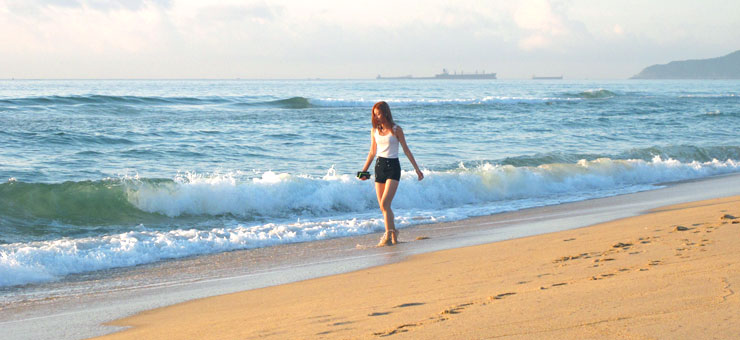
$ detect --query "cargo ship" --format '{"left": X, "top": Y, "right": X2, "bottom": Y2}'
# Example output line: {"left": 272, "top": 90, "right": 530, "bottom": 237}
{"left": 433, "top": 69, "right": 497, "bottom": 79}
{"left": 377, "top": 69, "right": 496, "bottom": 80}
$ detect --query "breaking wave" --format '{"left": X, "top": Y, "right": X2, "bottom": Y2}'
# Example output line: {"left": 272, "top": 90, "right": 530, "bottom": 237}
{"left": 2, "top": 154, "right": 740, "bottom": 286}
{"left": 563, "top": 89, "right": 617, "bottom": 99}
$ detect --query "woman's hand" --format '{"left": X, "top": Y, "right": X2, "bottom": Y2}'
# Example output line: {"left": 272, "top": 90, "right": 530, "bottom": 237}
{"left": 416, "top": 169, "right": 424, "bottom": 181}
{"left": 357, "top": 170, "right": 371, "bottom": 181}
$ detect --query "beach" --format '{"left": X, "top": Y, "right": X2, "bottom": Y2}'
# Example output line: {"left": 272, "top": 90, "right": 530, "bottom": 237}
{"left": 2, "top": 79, "right": 740, "bottom": 339}
{"left": 92, "top": 193, "right": 740, "bottom": 339}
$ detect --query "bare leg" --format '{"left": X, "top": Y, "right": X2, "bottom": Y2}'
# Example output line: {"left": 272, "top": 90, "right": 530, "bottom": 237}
{"left": 375, "top": 181, "right": 385, "bottom": 216}
{"left": 374, "top": 181, "right": 389, "bottom": 246}
{"left": 379, "top": 179, "right": 399, "bottom": 244}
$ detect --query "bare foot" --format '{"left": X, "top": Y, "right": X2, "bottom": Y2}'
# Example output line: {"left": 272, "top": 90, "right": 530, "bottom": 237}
{"left": 377, "top": 231, "right": 391, "bottom": 247}
{"left": 389, "top": 229, "right": 399, "bottom": 245}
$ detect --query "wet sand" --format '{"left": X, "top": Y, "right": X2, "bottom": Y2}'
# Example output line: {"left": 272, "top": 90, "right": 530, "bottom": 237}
{"left": 95, "top": 196, "right": 740, "bottom": 339}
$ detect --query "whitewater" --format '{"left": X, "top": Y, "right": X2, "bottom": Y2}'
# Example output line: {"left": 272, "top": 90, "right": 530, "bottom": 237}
{"left": 1, "top": 79, "right": 740, "bottom": 287}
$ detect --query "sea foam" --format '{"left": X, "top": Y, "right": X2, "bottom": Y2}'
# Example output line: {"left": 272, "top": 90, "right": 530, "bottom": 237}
{"left": 2, "top": 156, "right": 740, "bottom": 287}
{"left": 128, "top": 156, "right": 739, "bottom": 218}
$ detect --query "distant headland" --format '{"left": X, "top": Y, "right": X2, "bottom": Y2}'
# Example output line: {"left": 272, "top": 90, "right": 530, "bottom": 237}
{"left": 631, "top": 50, "right": 740, "bottom": 79}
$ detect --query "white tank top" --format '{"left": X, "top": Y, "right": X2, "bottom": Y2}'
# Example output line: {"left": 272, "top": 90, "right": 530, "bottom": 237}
{"left": 375, "top": 125, "right": 399, "bottom": 158}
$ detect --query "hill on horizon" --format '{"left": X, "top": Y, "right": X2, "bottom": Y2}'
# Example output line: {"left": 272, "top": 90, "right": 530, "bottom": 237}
{"left": 631, "top": 50, "right": 740, "bottom": 79}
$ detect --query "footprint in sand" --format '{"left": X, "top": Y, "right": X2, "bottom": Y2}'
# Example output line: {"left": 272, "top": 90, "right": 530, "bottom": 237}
{"left": 373, "top": 323, "right": 422, "bottom": 337}
{"left": 720, "top": 214, "right": 737, "bottom": 220}
{"left": 374, "top": 301, "right": 469, "bottom": 337}
{"left": 440, "top": 302, "right": 474, "bottom": 315}
{"left": 394, "top": 302, "right": 425, "bottom": 308}
{"left": 489, "top": 292, "right": 517, "bottom": 300}
{"left": 309, "top": 314, "right": 332, "bottom": 318}
{"left": 373, "top": 328, "right": 408, "bottom": 337}
{"left": 368, "top": 312, "right": 391, "bottom": 316}
{"left": 554, "top": 253, "right": 589, "bottom": 263}
{"left": 612, "top": 242, "right": 633, "bottom": 249}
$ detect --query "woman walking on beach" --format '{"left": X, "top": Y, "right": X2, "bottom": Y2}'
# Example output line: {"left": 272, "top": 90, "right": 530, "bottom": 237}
{"left": 359, "top": 101, "right": 424, "bottom": 246}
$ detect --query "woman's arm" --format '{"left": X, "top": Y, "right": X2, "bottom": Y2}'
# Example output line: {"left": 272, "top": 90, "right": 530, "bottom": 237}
{"left": 395, "top": 126, "right": 424, "bottom": 181}
{"left": 361, "top": 128, "right": 377, "bottom": 175}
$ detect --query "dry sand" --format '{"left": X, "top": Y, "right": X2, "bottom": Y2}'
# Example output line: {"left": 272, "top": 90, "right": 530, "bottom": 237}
{"left": 95, "top": 196, "right": 740, "bottom": 339}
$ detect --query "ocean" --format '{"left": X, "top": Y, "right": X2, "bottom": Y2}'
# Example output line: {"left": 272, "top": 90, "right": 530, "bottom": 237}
{"left": 1, "top": 79, "right": 739, "bottom": 289}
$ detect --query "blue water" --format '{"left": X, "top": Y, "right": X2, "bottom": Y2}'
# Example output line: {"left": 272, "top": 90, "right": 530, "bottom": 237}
{"left": 1, "top": 79, "right": 739, "bottom": 287}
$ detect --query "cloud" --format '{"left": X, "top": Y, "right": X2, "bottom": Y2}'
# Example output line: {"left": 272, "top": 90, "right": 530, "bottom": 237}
{"left": 612, "top": 24, "right": 624, "bottom": 35}
{"left": 34, "top": 0, "right": 82, "bottom": 8}
{"left": 85, "top": 0, "right": 172, "bottom": 12}
{"left": 514, "top": 0, "right": 562, "bottom": 32}
{"left": 1, "top": 0, "right": 739, "bottom": 79}
{"left": 512, "top": 0, "right": 584, "bottom": 51}
{"left": 196, "top": 3, "right": 283, "bottom": 23}
{"left": 519, "top": 34, "right": 549, "bottom": 50}
{"left": 6, "top": 0, "right": 171, "bottom": 14}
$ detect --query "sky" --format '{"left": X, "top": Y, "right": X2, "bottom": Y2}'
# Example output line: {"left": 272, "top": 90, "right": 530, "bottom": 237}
{"left": 1, "top": 0, "right": 739, "bottom": 79}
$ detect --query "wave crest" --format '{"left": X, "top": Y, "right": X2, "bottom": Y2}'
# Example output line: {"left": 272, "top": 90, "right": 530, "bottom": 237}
{"left": 2, "top": 156, "right": 740, "bottom": 287}
{"left": 1, "top": 94, "right": 580, "bottom": 109}
{"left": 0, "top": 180, "right": 159, "bottom": 227}
{"left": 129, "top": 156, "right": 740, "bottom": 218}
{"left": 0, "top": 94, "right": 232, "bottom": 106}
{"left": 3, "top": 154, "right": 739, "bottom": 227}
{"left": 564, "top": 89, "right": 617, "bottom": 99}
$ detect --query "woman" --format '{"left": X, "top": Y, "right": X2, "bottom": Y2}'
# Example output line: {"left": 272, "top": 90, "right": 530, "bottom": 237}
{"left": 359, "top": 101, "right": 424, "bottom": 246}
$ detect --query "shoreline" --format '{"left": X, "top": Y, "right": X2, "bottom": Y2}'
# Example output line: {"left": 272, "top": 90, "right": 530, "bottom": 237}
{"left": 3, "top": 173, "right": 740, "bottom": 339}
{"left": 96, "top": 195, "right": 740, "bottom": 339}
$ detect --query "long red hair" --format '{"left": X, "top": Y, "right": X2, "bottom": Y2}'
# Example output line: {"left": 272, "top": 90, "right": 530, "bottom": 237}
{"left": 371, "top": 101, "right": 395, "bottom": 132}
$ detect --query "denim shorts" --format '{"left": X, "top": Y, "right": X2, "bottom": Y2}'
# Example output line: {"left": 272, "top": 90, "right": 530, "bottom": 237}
{"left": 375, "top": 157, "right": 401, "bottom": 183}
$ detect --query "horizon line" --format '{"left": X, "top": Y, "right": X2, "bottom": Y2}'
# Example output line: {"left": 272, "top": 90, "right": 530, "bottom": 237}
{"left": 0, "top": 77, "right": 641, "bottom": 81}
